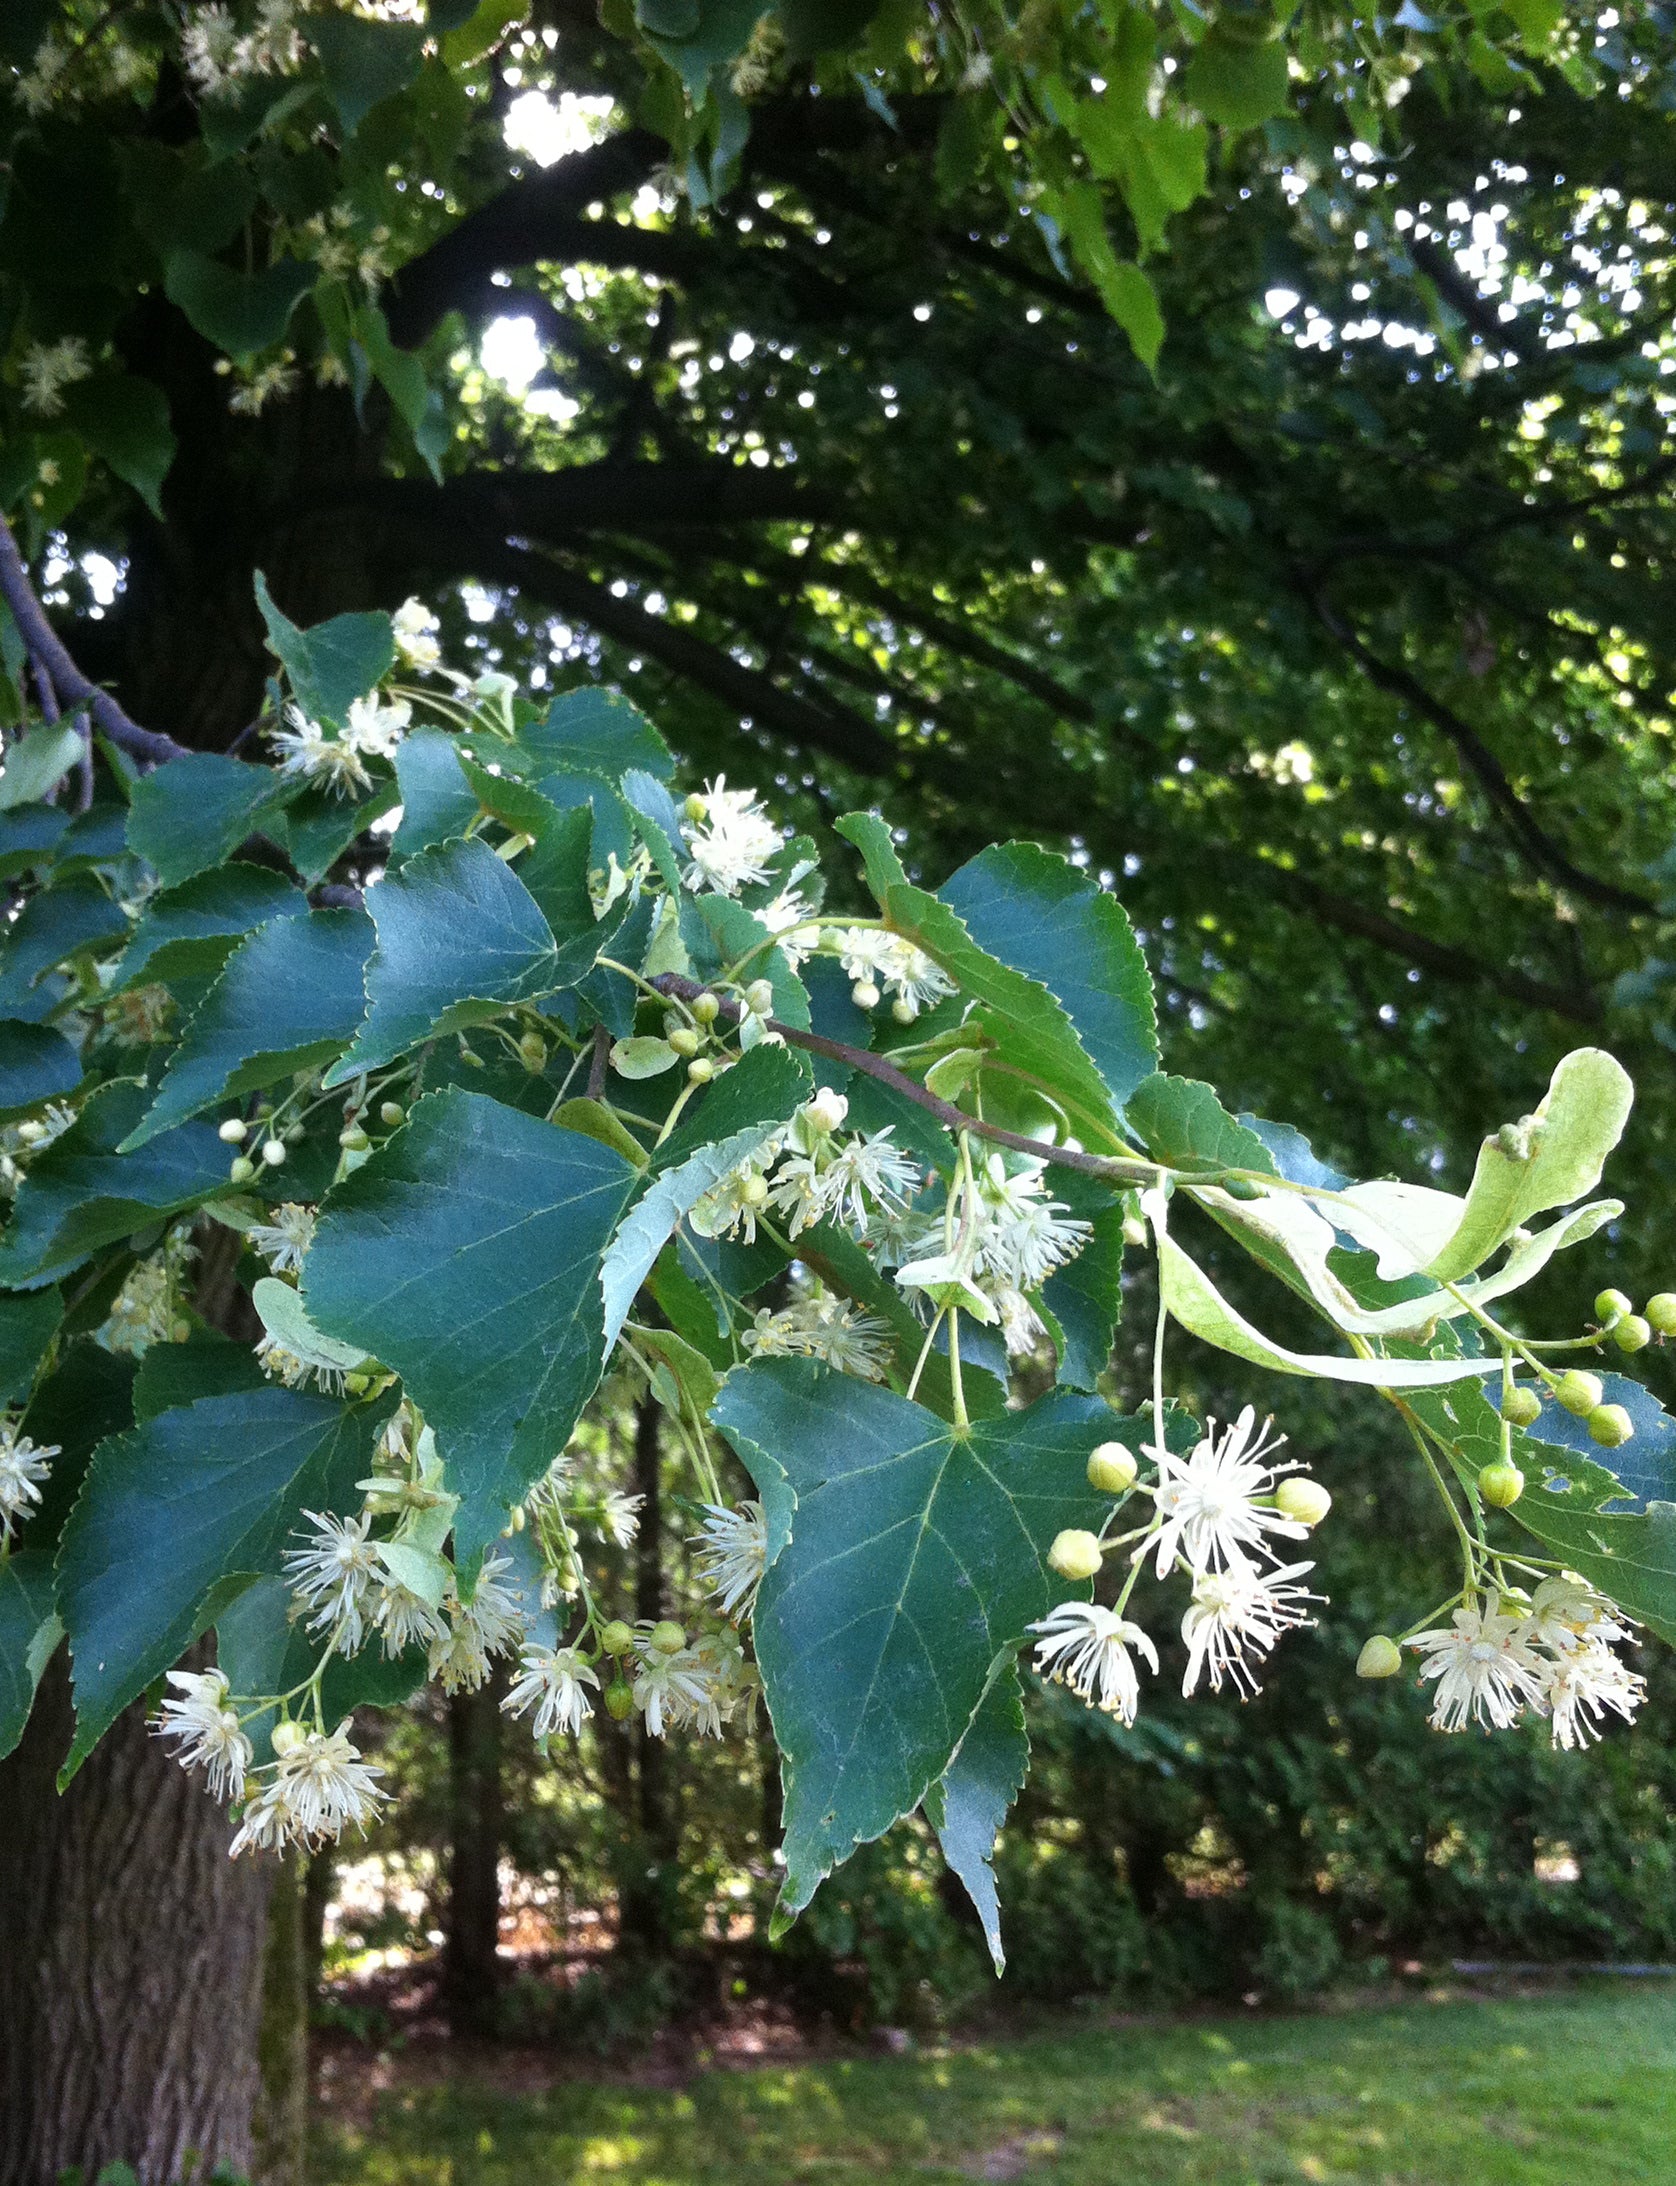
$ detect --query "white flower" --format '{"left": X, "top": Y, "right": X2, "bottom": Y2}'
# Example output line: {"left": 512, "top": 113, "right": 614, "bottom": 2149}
{"left": 20, "top": 336, "right": 93, "bottom": 418}
{"left": 681, "top": 776, "right": 783, "bottom": 896}
{"left": 1179, "top": 1560, "right": 1319, "bottom": 1698}
{"left": 757, "top": 885, "right": 815, "bottom": 961}
{"left": 1408, "top": 1599, "right": 1549, "bottom": 1733}
{"left": 994, "top": 1285, "right": 1050, "bottom": 1361}
{"left": 1144, "top": 1409, "right": 1309, "bottom": 1579}
{"left": 230, "top": 1725, "right": 384, "bottom": 1856}
{"left": 769, "top": 1130, "right": 922, "bottom": 1239}
{"left": 256, "top": 1330, "right": 344, "bottom": 1396}
{"left": 599, "top": 1490, "right": 643, "bottom": 1548}
{"left": 688, "top": 1138, "right": 781, "bottom": 1244}
{"left": 744, "top": 1297, "right": 892, "bottom": 1381}
{"left": 632, "top": 1642, "right": 716, "bottom": 1737}
{"left": 98, "top": 1251, "right": 179, "bottom": 1356}
{"left": 248, "top": 1202, "right": 316, "bottom": 1275}
{"left": 392, "top": 597, "right": 442, "bottom": 670}
{"left": 973, "top": 1166, "right": 1092, "bottom": 1291}
{"left": 692, "top": 1502, "right": 768, "bottom": 1619}
{"left": 152, "top": 1668, "right": 252, "bottom": 1802}
{"left": 0, "top": 1427, "right": 57, "bottom": 1546}
{"left": 1029, "top": 1601, "right": 1158, "bottom": 1724}
{"left": 502, "top": 1644, "right": 598, "bottom": 1739}
{"left": 373, "top": 1581, "right": 446, "bottom": 1659}
{"left": 835, "top": 929, "right": 954, "bottom": 1013}
{"left": 892, "top": 1248, "right": 998, "bottom": 1323}
{"left": 181, "top": 4, "right": 239, "bottom": 90}
{"left": 344, "top": 692, "right": 410, "bottom": 760}
{"left": 282, "top": 1510, "right": 380, "bottom": 1655}
{"left": 266, "top": 706, "right": 371, "bottom": 797}
{"left": 428, "top": 1551, "right": 527, "bottom": 1692}
{"left": 1526, "top": 1574, "right": 1633, "bottom": 1656}
{"left": 1545, "top": 1640, "right": 1645, "bottom": 1750}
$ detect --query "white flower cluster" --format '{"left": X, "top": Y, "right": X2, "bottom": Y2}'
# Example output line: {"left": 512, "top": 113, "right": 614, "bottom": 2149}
{"left": 745, "top": 1298, "right": 892, "bottom": 1382}
{"left": 501, "top": 1620, "right": 757, "bottom": 1744}
{"left": 153, "top": 1669, "right": 385, "bottom": 1858}
{"left": 1031, "top": 1409, "right": 1326, "bottom": 1725}
{"left": 1408, "top": 1577, "right": 1644, "bottom": 1747}
{"left": 19, "top": 337, "right": 93, "bottom": 419}
{"left": 98, "top": 1223, "right": 197, "bottom": 1357}
{"left": 266, "top": 694, "right": 409, "bottom": 798}
{"left": 180, "top": 0, "right": 304, "bottom": 97}
{"left": 681, "top": 777, "right": 784, "bottom": 896}
{"left": 833, "top": 927, "right": 954, "bottom": 1020}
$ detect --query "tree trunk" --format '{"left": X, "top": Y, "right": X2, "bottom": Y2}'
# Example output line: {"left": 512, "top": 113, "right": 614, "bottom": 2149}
{"left": 251, "top": 1857, "right": 309, "bottom": 2186}
{"left": 0, "top": 1654, "right": 272, "bottom": 2186}
{"left": 443, "top": 1669, "right": 507, "bottom": 2038}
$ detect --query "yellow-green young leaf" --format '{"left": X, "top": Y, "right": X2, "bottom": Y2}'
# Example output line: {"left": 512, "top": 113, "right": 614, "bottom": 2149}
{"left": 303, "top": 1090, "right": 639, "bottom": 1575}
{"left": 611, "top": 1036, "right": 680, "bottom": 1079}
{"left": 713, "top": 1358, "right": 1148, "bottom": 1920}
{"left": 251, "top": 1276, "right": 370, "bottom": 1375}
{"left": 0, "top": 724, "right": 85, "bottom": 811}
{"left": 1425, "top": 1048, "right": 1634, "bottom": 1282}
{"left": 1153, "top": 1211, "right": 1502, "bottom": 1389}
{"left": 1183, "top": 26, "right": 1291, "bottom": 130}
{"left": 375, "top": 1538, "right": 453, "bottom": 1610}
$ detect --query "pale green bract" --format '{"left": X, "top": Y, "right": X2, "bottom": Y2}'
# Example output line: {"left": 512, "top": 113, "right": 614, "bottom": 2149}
{"left": 0, "top": 580, "right": 1665, "bottom": 1960}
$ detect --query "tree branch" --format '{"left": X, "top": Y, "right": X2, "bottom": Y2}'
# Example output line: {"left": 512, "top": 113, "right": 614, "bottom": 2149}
{"left": 0, "top": 516, "right": 185, "bottom": 765}
{"left": 1303, "top": 585, "right": 1653, "bottom": 917}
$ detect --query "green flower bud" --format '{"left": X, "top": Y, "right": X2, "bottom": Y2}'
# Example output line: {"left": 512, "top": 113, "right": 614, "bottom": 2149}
{"left": 1086, "top": 1442, "right": 1138, "bottom": 1495}
{"left": 744, "top": 978, "right": 775, "bottom": 1016}
{"left": 217, "top": 1117, "right": 248, "bottom": 1144}
{"left": 683, "top": 791, "right": 708, "bottom": 823}
{"left": 649, "top": 1619, "right": 687, "bottom": 1655}
{"left": 1589, "top": 1403, "right": 1635, "bottom": 1449}
{"left": 1501, "top": 1384, "right": 1542, "bottom": 1429}
{"left": 517, "top": 1032, "right": 547, "bottom": 1073}
{"left": 261, "top": 1138, "right": 287, "bottom": 1167}
{"left": 891, "top": 996, "right": 918, "bottom": 1024}
{"left": 1274, "top": 1477, "right": 1333, "bottom": 1527}
{"left": 271, "top": 1719, "right": 304, "bottom": 1756}
{"left": 1555, "top": 1370, "right": 1603, "bottom": 1418}
{"left": 740, "top": 1171, "right": 769, "bottom": 1207}
{"left": 1121, "top": 1214, "right": 1149, "bottom": 1249}
{"left": 687, "top": 1056, "right": 715, "bottom": 1084}
{"left": 806, "top": 1087, "right": 849, "bottom": 1135}
{"left": 1645, "top": 1293, "right": 1676, "bottom": 1337}
{"left": 228, "top": 1156, "right": 255, "bottom": 1185}
{"left": 379, "top": 1101, "right": 406, "bottom": 1128}
{"left": 1595, "top": 1288, "right": 1633, "bottom": 1325}
{"left": 668, "top": 1026, "right": 703, "bottom": 1058}
{"left": 1047, "top": 1529, "right": 1103, "bottom": 1582}
{"left": 851, "top": 980, "right": 881, "bottom": 1011}
{"left": 1477, "top": 1459, "right": 1525, "bottom": 1509}
{"left": 1612, "top": 1314, "right": 1651, "bottom": 1353}
{"left": 339, "top": 1126, "right": 370, "bottom": 1151}
{"left": 169, "top": 1318, "right": 192, "bottom": 1344}
{"left": 604, "top": 1678, "right": 636, "bottom": 1722}
{"left": 598, "top": 1620, "right": 636, "bottom": 1657}
{"left": 343, "top": 1371, "right": 371, "bottom": 1397}
{"left": 507, "top": 1502, "right": 526, "bottom": 1533}
{"left": 1356, "top": 1635, "right": 1403, "bottom": 1679}
{"left": 692, "top": 991, "right": 721, "bottom": 1024}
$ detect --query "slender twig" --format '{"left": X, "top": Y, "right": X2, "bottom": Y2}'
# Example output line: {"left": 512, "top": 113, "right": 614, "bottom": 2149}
{"left": 587, "top": 1022, "right": 610, "bottom": 1100}
{"left": 0, "top": 515, "right": 185, "bottom": 766}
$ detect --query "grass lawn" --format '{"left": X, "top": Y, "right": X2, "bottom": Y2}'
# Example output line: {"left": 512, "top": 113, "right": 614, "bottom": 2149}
{"left": 312, "top": 1984, "right": 1676, "bottom": 2186}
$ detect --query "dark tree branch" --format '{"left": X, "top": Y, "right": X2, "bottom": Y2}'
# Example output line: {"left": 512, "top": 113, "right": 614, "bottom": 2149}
{"left": 0, "top": 516, "right": 185, "bottom": 765}
{"left": 1408, "top": 237, "right": 1524, "bottom": 358}
{"left": 341, "top": 462, "right": 825, "bottom": 541}
{"left": 1303, "top": 585, "right": 1653, "bottom": 917}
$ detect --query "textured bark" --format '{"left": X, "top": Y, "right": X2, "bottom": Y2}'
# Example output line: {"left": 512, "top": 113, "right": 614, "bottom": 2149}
{"left": 0, "top": 1653, "right": 272, "bottom": 2186}
{"left": 250, "top": 1858, "right": 309, "bottom": 2186}
{"left": 443, "top": 1669, "right": 507, "bottom": 2038}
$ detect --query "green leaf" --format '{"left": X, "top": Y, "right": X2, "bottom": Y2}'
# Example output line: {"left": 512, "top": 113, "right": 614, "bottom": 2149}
{"left": 1041, "top": 1198, "right": 1127, "bottom": 1390}
{"left": 163, "top": 251, "right": 316, "bottom": 359}
{"left": 311, "top": 13, "right": 427, "bottom": 131}
{"left": 1424, "top": 1049, "right": 1634, "bottom": 1282}
{"left": 939, "top": 843, "right": 1157, "bottom": 1108}
{"left": 0, "top": 1549, "right": 59, "bottom": 1761}
{"left": 1183, "top": 28, "right": 1292, "bottom": 129}
{"left": 57, "top": 1387, "right": 386, "bottom": 1776}
{"left": 0, "top": 1082, "right": 229, "bottom": 1287}
{"left": 124, "top": 909, "right": 373, "bottom": 1146}
{"left": 62, "top": 375, "right": 177, "bottom": 516}
{"left": 107, "top": 864, "right": 307, "bottom": 993}
{"left": 1513, "top": 1445, "right": 1676, "bottom": 1647}
{"left": 0, "top": 1286, "right": 62, "bottom": 1403}
{"left": 600, "top": 1045, "right": 811, "bottom": 1346}
{"left": 392, "top": 728, "right": 477, "bottom": 854}
{"left": 253, "top": 573, "right": 397, "bottom": 724}
{"left": 837, "top": 813, "right": 1120, "bottom": 1146}
{"left": 713, "top": 1358, "right": 1134, "bottom": 1915}
{"left": 611, "top": 1036, "right": 680, "bottom": 1080}
{"left": 273, "top": 779, "right": 400, "bottom": 885}
{"left": 1127, "top": 1074, "right": 1277, "bottom": 1177}
{"left": 0, "top": 724, "right": 85, "bottom": 810}
{"left": 925, "top": 1659, "right": 1028, "bottom": 1973}
{"left": 322, "top": 837, "right": 584, "bottom": 1086}
{"left": 134, "top": 1332, "right": 268, "bottom": 1422}
{"left": 0, "top": 1021, "right": 81, "bottom": 1121}
{"left": 0, "top": 877, "right": 131, "bottom": 1021}
{"left": 303, "top": 1091, "right": 638, "bottom": 1573}
{"left": 126, "top": 753, "right": 296, "bottom": 888}
{"left": 520, "top": 687, "right": 675, "bottom": 782}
